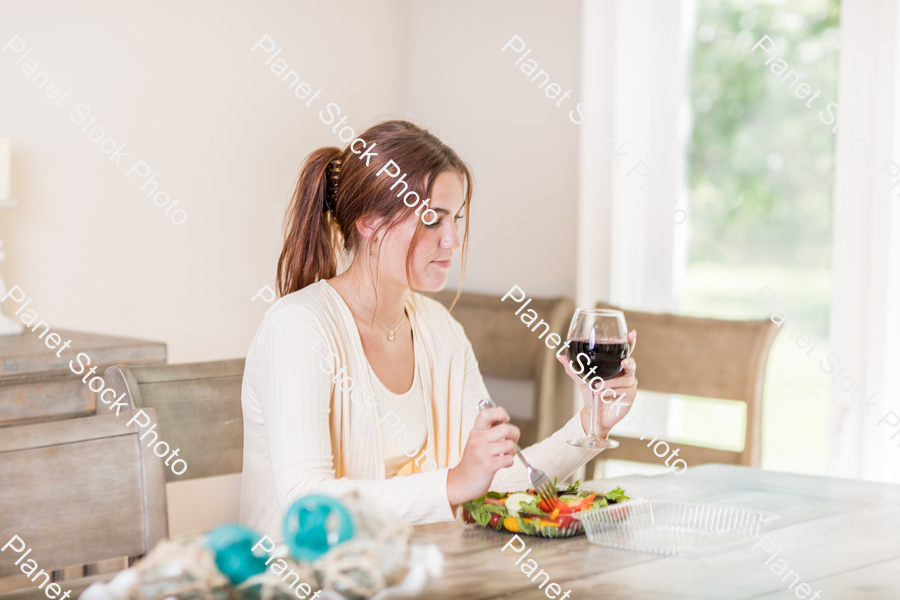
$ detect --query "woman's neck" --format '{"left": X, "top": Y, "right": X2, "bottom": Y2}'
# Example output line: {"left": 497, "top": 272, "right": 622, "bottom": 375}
{"left": 338, "top": 263, "right": 410, "bottom": 329}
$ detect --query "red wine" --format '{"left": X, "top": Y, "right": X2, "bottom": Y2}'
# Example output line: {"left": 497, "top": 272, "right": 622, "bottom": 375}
{"left": 567, "top": 339, "right": 628, "bottom": 379}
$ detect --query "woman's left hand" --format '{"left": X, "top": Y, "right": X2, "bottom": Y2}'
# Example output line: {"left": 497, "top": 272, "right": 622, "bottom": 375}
{"left": 556, "top": 330, "right": 638, "bottom": 438}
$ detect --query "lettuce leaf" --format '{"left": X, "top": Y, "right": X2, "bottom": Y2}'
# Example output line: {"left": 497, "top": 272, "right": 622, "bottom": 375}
{"left": 517, "top": 497, "right": 550, "bottom": 518}
{"left": 472, "top": 506, "right": 492, "bottom": 528}
{"left": 603, "top": 487, "right": 629, "bottom": 503}
{"left": 517, "top": 516, "right": 539, "bottom": 536}
{"left": 464, "top": 494, "right": 510, "bottom": 528}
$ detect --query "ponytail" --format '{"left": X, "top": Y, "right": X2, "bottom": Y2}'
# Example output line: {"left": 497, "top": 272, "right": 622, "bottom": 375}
{"left": 276, "top": 147, "right": 342, "bottom": 296}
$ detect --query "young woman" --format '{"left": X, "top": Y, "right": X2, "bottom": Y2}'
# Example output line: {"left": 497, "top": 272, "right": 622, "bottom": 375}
{"left": 239, "top": 120, "right": 638, "bottom": 538}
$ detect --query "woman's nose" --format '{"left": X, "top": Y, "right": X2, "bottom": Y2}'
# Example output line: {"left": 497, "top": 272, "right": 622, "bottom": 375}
{"left": 442, "top": 225, "right": 461, "bottom": 250}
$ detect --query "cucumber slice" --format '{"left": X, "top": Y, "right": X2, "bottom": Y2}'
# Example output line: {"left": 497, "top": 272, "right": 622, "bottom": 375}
{"left": 504, "top": 492, "right": 537, "bottom": 517}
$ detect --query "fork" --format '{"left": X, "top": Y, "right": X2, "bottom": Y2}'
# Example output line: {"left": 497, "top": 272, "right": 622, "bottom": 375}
{"left": 476, "top": 398, "right": 559, "bottom": 506}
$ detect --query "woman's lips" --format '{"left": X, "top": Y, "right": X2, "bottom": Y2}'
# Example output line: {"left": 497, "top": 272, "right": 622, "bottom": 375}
{"left": 433, "top": 260, "right": 452, "bottom": 268}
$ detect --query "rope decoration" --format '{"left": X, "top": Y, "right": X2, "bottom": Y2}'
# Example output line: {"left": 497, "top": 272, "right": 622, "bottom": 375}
{"left": 128, "top": 534, "right": 230, "bottom": 600}
{"left": 109, "top": 492, "right": 416, "bottom": 600}
{"left": 311, "top": 492, "right": 412, "bottom": 599}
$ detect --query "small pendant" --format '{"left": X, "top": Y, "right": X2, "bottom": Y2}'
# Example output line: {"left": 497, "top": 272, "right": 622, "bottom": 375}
{"left": 389, "top": 331, "right": 395, "bottom": 341}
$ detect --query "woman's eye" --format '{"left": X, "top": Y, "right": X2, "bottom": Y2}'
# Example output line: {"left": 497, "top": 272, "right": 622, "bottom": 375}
{"left": 425, "top": 215, "right": 463, "bottom": 229}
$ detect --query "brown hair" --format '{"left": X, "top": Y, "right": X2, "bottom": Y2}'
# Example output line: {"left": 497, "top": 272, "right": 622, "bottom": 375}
{"left": 276, "top": 120, "right": 473, "bottom": 306}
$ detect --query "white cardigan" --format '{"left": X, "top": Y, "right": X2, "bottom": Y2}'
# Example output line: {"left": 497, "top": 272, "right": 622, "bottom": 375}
{"left": 239, "top": 280, "right": 601, "bottom": 539}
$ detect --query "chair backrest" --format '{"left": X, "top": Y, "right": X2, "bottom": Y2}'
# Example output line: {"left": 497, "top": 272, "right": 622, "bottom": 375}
{"left": 427, "top": 290, "right": 575, "bottom": 446}
{"left": 0, "top": 409, "right": 167, "bottom": 577}
{"left": 596, "top": 303, "right": 779, "bottom": 467}
{"left": 102, "top": 359, "right": 245, "bottom": 483}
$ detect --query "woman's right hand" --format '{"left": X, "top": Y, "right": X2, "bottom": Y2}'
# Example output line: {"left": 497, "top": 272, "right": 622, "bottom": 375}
{"left": 446, "top": 406, "right": 520, "bottom": 506}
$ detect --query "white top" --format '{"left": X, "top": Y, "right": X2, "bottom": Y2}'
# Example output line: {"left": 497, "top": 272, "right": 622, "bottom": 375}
{"left": 369, "top": 354, "right": 428, "bottom": 476}
{"left": 239, "top": 280, "right": 603, "bottom": 540}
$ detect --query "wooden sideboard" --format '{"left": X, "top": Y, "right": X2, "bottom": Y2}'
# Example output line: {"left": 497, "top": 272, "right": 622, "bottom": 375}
{"left": 0, "top": 329, "right": 167, "bottom": 428}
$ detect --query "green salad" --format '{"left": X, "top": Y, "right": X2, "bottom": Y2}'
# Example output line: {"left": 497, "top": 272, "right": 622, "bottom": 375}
{"left": 460, "top": 480, "right": 629, "bottom": 538}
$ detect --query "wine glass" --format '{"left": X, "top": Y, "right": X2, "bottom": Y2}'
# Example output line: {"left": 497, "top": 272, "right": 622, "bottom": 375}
{"left": 566, "top": 308, "right": 630, "bottom": 449}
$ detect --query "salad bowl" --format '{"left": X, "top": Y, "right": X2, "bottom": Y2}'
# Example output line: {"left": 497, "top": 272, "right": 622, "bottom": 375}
{"left": 460, "top": 482, "right": 629, "bottom": 538}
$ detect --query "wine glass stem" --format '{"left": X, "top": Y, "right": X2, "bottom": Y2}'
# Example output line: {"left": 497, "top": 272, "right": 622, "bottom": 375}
{"left": 588, "top": 392, "right": 599, "bottom": 438}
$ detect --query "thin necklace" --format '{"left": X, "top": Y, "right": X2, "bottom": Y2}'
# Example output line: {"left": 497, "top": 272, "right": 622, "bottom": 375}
{"left": 339, "top": 273, "right": 405, "bottom": 341}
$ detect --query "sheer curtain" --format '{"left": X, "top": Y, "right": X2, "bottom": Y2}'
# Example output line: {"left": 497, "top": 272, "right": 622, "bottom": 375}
{"left": 575, "top": 0, "right": 695, "bottom": 445}
{"left": 828, "top": 0, "right": 900, "bottom": 483}
{"left": 576, "top": 0, "right": 694, "bottom": 315}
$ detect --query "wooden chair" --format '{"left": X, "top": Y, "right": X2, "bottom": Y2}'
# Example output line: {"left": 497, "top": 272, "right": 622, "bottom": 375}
{"left": 0, "top": 409, "right": 168, "bottom": 600}
{"left": 587, "top": 303, "right": 779, "bottom": 478}
{"left": 101, "top": 359, "right": 246, "bottom": 482}
{"left": 427, "top": 290, "right": 575, "bottom": 447}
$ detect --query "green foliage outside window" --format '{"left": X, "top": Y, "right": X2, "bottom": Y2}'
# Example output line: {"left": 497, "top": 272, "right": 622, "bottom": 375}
{"left": 675, "top": 1, "right": 842, "bottom": 475}
{"left": 688, "top": 0, "right": 841, "bottom": 269}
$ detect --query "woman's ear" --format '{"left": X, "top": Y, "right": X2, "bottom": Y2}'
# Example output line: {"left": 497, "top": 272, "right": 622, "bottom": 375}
{"left": 355, "top": 214, "right": 383, "bottom": 242}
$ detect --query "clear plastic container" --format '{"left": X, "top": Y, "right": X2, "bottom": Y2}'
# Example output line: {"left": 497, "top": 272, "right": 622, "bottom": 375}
{"left": 578, "top": 498, "right": 779, "bottom": 557}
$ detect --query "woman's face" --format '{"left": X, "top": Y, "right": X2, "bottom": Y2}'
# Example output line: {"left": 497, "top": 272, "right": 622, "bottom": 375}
{"left": 375, "top": 170, "right": 465, "bottom": 292}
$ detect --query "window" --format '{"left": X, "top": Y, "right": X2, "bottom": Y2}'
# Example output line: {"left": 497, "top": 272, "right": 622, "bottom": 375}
{"left": 676, "top": 0, "right": 841, "bottom": 475}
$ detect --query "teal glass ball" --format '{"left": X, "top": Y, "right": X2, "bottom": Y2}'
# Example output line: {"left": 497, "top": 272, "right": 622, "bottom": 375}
{"left": 205, "top": 524, "right": 269, "bottom": 585}
{"left": 283, "top": 495, "right": 355, "bottom": 561}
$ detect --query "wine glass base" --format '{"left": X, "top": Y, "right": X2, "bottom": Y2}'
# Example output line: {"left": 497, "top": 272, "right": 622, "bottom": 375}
{"left": 567, "top": 436, "right": 619, "bottom": 449}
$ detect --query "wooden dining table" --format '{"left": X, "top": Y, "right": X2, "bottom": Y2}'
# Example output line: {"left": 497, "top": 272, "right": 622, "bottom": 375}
{"left": 408, "top": 464, "right": 900, "bottom": 599}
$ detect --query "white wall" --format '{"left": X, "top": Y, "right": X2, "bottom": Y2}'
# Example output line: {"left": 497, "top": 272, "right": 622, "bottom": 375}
{"left": 0, "top": 0, "right": 408, "bottom": 365}
{"left": 403, "top": 0, "right": 582, "bottom": 442}
{"left": 406, "top": 0, "right": 582, "bottom": 299}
